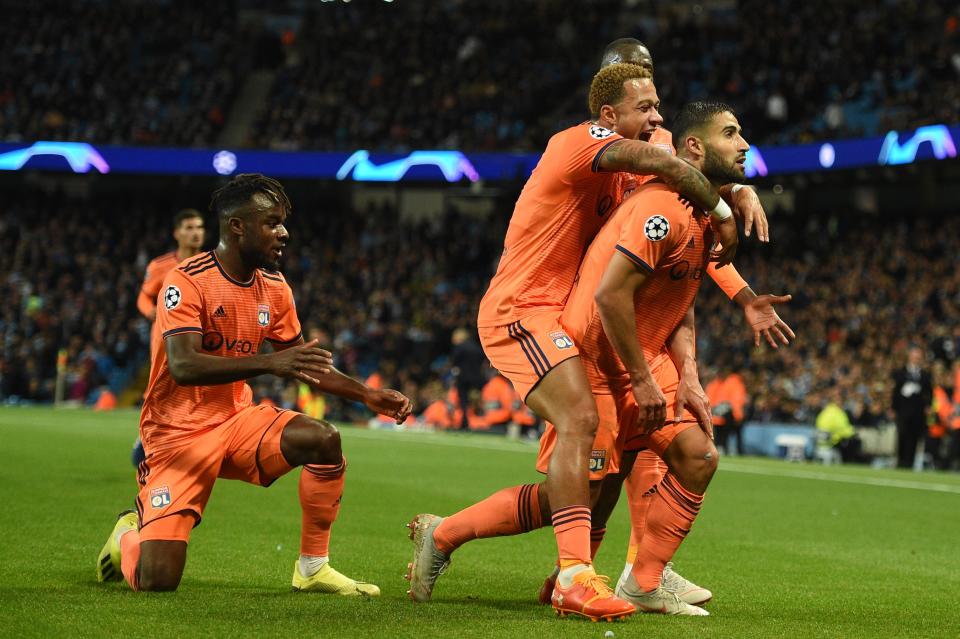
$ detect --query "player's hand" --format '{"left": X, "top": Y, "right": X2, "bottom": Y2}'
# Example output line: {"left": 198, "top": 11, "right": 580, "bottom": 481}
{"left": 731, "top": 186, "right": 769, "bottom": 242}
{"left": 631, "top": 375, "right": 667, "bottom": 434}
{"left": 364, "top": 388, "right": 413, "bottom": 424}
{"left": 743, "top": 294, "right": 796, "bottom": 349}
{"left": 709, "top": 215, "right": 738, "bottom": 267}
{"left": 269, "top": 338, "right": 334, "bottom": 385}
{"left": 676, "top": 372, "right": 713, "bottom": 439}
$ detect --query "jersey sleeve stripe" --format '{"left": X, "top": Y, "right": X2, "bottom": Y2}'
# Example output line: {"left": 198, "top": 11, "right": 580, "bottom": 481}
{"left": 261, "top": 273, "right": 283, "bottom": 282}
{"left": 266, "top": 331, "right": 303, "bottom": 346}
{"left": 591, "top": 138, "right": 623, "bottom": 173}
{"left": 162, "top": 326, "right": 203, "bottom": 338}
{"left": 183, "top": 263, "right": 216, "bottom": 277}
{"left": 181, "top": 251, "right": 214, "bottom": 271}
{"left": 182, "top": 257, "right": 215, "bottom": 274}
{"left": 615, "top": 244, "right": 654, "bottom": 273}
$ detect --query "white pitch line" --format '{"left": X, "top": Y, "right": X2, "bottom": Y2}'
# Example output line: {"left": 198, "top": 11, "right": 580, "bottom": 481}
{"left": 720, "top": 463, "right": 960, "bottom": 495}
{"left": 342, "top": 427, "right": 960, "bottom": 495}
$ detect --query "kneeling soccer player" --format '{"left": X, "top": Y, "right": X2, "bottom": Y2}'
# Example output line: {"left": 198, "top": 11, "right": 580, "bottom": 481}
{"left": 96, "top": 174, "right": 411, "bottom": 593}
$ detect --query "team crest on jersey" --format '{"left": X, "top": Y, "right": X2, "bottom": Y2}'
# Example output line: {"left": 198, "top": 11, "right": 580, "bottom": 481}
{"left": 589, "top": 449, "right": 607, "bottom": 472}
{"left": 150, "top": 486, "right": 172, "bottom": 509}
{"left": 257, "top": 304, "right": 270, "bottom": 327}
{"left": 589, "top": 125, "right": 615, "bottom": 140}
{"left": 163, "top": 285, "right": 181, "bottom": 310}
{"left": 549, "top": 330, "right": 575, "bottom": 350}
{"left": 644, "top": 215, "right": 670, "bottom": 241}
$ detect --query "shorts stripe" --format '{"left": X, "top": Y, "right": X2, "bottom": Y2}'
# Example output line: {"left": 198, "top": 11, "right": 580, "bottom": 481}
{"left": 508, "top": 322, "right": 548, "bottom": 378}
{"left": 514, "top": 321, "right": 551, "bottom": 373}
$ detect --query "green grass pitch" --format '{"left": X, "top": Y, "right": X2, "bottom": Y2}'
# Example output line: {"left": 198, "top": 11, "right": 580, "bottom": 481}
{"left": 1, "top": 406, "right": 958, "bottom": 638}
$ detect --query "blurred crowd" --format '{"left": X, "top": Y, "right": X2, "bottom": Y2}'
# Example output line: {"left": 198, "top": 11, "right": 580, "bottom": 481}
{"left": 4, "top": 185, "right": 960, "bottom": 452}
{"left": 0, "top": 0, "right": 244, "bottom": 146}
{"left": 3, "top": 1, "right": 957, "bottom": 151}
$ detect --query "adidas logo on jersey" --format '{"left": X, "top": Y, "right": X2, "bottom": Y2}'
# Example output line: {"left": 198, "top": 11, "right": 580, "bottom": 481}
{"left": 213, "top": 306, "right": 227, "bottom": 318}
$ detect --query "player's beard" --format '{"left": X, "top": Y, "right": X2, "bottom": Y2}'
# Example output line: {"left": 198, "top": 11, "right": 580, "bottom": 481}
{"left": 703, "top": 147, "right": 744, "bottom": 184}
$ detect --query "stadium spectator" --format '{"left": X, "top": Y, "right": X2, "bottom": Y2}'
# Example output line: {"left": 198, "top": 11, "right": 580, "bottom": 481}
{"left": 450, "top": 327, "right": 487, "bottom": 431}
{"left": 891, "top": 346, "right": 933, "bottom": 469}
{"left": 815, "top": 388, "right": 862, "bottom": 464}
{"left": 706, "top": 364, "right": 747, "bottom": 455}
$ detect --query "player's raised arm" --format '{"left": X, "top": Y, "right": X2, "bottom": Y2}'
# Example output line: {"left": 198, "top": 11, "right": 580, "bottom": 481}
{"left": 665, "top": 304, "right": 712, "bottom": 438}
{"left": 594, "top": 251, "right": 666, "bottom": 432}
{"left": 719, "top": 184, "right": 769, "bottom": 242}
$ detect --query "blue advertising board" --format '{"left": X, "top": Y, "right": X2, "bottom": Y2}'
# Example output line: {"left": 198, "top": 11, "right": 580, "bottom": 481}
{"left": 0, "top": 124, "right": 955, "bottom": 182}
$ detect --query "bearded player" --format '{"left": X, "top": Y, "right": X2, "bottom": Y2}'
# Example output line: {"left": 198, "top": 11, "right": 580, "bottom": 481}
{"left": 406, "top": 64, "right": 750, "bottom": 621}
{"left": 552, "top": 100, "right": 762, "bottom": 615}
{"left": 96, "top": 174, "right": 412, "bottom": 594}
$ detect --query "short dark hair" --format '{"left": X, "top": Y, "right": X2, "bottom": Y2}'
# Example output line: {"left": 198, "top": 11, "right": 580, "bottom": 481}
{"left": 172, "top": 208, "right": 202, "bottom": 230}
{"left": 209, "top": 173, "right": 291, "bottom": 219}
{"left": 671, "top": 101, "right": 736, "bottom": 143}
{"left": 600, "top": 37, "right": 647, "bottom": 68}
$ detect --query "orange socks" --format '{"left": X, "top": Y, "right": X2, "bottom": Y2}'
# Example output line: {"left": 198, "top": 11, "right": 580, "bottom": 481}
{"left": 120, "top": 529, "right": 141, "bottom": 591}
{"left": 624, "top": 450, "right": 668, "bottom": 553}
{"left": 299, "top": 457, "right": 346, "bottom": 557}
{"left": 551, "top": 505, "right": 592, "bottom": 565}
{"left": 433, "top": 483, "right": 543, "bottom": 555}
{"left": 631, "top": 473, "right": 704, "bottom": 591}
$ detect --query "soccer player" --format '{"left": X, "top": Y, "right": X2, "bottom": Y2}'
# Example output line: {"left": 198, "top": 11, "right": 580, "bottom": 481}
{"left": 131, "top": 209, "right": 206, "bottom": 466}
{"left": 406, "top": 63, "right": 745, "bottom": 621}
{"left": 590, "top": 37, "right": 793, "bottom": 606}
{"left": 554, "top": 100, "right": 761, "bottom": 615}
{"left": 96, "top": 174, "right": 412, "bottom": 594}
{"left": 137, "top": 209, "right": 206, "bottom": 323}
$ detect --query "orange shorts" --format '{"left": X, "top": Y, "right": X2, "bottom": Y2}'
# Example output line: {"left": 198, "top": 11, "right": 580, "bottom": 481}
{"left": 478, "top": 311, "right": 580, "bottom": 401}
{"left": 136, "top": 404, "right": 299, "bottom": 542}
{"left": 536, "top": 352, "right": 699, "bottom": 480}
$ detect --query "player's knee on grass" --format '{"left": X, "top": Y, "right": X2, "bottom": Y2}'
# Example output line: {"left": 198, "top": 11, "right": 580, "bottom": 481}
{"left": 665, "top": 431, "right": 719, "bottom": 494}
{"left": 280, "top": 416, "right": 342, "bottom": 467}
{"left": 137, "top": 540, "right": 187, "bottom": 592}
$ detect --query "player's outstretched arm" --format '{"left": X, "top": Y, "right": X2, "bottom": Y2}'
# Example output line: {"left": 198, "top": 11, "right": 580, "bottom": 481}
{"left": 166, "top": 335, "right": 333, "bottom": 386}
{"left": 706, "top": 266, "right": 795, "bottom": 348}
{"left": 303, "top": 366, "right": 413, "bottom": 424}
{"left": 732, "top": 287, "right": 795, "bottom": 349}
{"left": 594, "top": 252, "right": 665, "bottom": 433}
{"left": 665, "top": 305, "right": 712, "bottom": 438}
{"left": 271, "top": 338, "right": 413, "bottom": 423}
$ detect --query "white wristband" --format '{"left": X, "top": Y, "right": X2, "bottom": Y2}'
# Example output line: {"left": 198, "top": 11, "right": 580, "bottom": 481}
{"left": 710, "top": 199, "right": 733, "bottom": 221}
{"left": 731, "top": 183, "right": 747, "bottom": 193}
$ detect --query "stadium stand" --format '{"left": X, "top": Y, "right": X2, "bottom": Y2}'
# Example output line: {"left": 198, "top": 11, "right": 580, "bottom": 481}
{"left": 2, "top": 1, "right": 956, "bottom": 150}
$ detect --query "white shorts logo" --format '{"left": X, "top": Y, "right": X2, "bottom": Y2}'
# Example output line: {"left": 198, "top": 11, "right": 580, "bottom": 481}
{"left": 589, "top": 125, "right": 615, "bottom": 140}
{"left": 164, "top": 285, "right": 182, "bottom": 310}
{"left": 644, "top": 215, "right": 670, "bottom": 242}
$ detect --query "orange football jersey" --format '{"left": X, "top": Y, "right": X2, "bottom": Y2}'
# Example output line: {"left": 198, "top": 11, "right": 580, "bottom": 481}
{"left": 478, "top": 122, "right": 634, "bottom": 327}
{"left": 562, "top": 181, "right": 713, "bottom": 392}
{"left": 141, "top": 250, "right": 302, "bottom": 451}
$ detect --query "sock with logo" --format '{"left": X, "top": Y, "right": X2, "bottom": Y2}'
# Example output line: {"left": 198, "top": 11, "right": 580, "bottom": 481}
{"left": 299, "top": 457, "right": 347, "bottom": 557}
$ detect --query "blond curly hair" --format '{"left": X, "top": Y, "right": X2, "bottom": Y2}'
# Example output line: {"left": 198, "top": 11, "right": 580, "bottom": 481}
{"left": 588, "top": 63, "right": 653, "bottom": 118}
